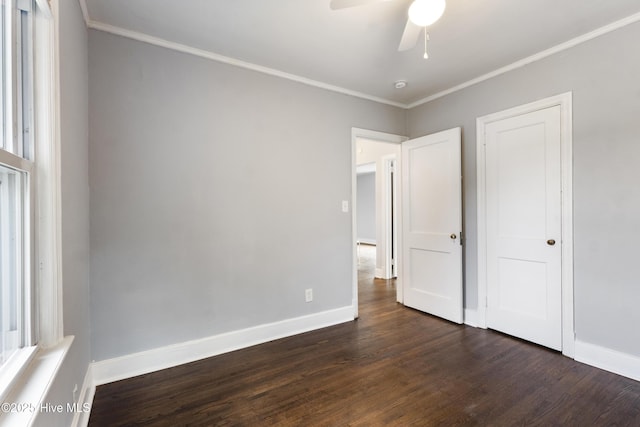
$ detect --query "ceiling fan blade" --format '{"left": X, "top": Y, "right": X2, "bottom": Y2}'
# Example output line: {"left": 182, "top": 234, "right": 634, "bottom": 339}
{"left": 398, "top": 19, "right": 422, "bottom": 51}
{"left": 330, "top": 0, "right": 394, "bottom": 10}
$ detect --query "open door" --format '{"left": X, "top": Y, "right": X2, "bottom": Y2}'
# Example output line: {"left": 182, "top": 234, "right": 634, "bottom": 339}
{"left": 401, "top": 128, "right": 463, "bottom": 324}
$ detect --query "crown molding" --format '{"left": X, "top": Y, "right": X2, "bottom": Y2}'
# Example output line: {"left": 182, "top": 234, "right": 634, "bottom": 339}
{"left": 79, "top": 4, "right": 640, "bottom": 111}
{"left": 77, "top": 0, "right": 89, "bottom": 26}
{"left": 86, "top": 20, "right": 407, "bottom": 109}
{"left": 407, "top": 11, "right": 640, "bottom": 109}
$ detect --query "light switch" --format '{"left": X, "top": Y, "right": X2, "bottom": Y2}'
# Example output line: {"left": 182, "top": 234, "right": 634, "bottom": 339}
{"left": 342, "top": 200, "right": 349, "bottom": 213}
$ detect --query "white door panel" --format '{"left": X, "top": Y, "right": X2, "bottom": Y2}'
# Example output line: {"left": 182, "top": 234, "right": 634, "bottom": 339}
{"left": 485, "top": 106, "right": 562, "bottom": 350}
{"left": 402, "top": 128, "right": 463, "bottom": 324}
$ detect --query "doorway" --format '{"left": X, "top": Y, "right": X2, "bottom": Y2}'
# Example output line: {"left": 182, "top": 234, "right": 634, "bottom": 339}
{"left": 355, "top": 141, "right": 399, "bottom": 280}
{"left": 476, "top": 93, "right": 574, "bottom": 357}
{"left": 351, "top": 127, "right": 464, "bottom": 324}
{"left": 351, "top": 129, "right": 405, "bottom": 318}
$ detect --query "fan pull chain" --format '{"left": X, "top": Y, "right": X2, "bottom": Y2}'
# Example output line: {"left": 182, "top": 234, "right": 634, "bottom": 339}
{"left": 424, "top": 31, "right": 430, "bottom": 59}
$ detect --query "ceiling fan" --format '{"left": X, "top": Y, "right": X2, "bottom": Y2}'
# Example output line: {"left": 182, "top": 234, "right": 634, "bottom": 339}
{"left": 330, "top": 0, "right": 446, "bottom": 57}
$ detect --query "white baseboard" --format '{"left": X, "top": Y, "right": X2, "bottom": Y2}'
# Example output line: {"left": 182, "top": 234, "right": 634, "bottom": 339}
{"left": 459, "top": 316, "right": 639, "bottom": 382}
{"left": 92, "top": 306, "right": 354, "bottom": 386}
{"left": 70, "top": 364, "right": 95, "bottom": 427}
{"left": 464, "top": 308, "right": 479, "bottom": 327}
{"left": 575, "top": 340, "right": 640, "bottom": 382}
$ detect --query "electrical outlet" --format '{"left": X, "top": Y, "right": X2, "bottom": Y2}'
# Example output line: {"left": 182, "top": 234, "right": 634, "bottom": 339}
{"left": 305, "top": 288, "right": 313, "bottom": 303}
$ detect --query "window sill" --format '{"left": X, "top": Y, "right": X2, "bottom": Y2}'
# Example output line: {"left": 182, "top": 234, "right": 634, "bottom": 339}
{"left": 0, "top": 336, "right": 74, "bottom": 426}
{"left": 0, "top": 347, "right": 39, "bottom": 402}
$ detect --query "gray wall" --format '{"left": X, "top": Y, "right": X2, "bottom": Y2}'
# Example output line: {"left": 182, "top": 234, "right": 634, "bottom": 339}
{"left": 88, "top": 30, "right": 405, "bottom": 361}
{"left": 35, "top": 0, "right": 91, "bottom": 425}
{"left": 356, "top": 172, "right": 376, "bottom": 244}
{"left": 82, "top": 7, "right": 640, "bottom": 376}
{"left": 408, "top": 21, "right": 640, "bottom": 357}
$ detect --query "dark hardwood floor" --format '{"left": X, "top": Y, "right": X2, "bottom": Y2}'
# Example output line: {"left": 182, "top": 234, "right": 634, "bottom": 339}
{"left": 89, "top": 246, "right": 640, "bottom": 426}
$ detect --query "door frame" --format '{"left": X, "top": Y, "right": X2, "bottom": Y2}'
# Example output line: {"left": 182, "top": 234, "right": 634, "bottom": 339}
{"left": 381, "top": 155, "right": 399, "bottom": 281}
{"left": 382, "top": 155, "right": 399, "bottom": 280}
{"left": 476, "top": 92, "right": 574, "bottom": 357}
{"left": 351, "top": 128, "right": 407, "bottom": 318}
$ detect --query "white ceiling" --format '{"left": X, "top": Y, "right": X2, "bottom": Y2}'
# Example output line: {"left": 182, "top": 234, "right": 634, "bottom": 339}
{"left": 83, "top": 0, "right": 640, "bottom": 107}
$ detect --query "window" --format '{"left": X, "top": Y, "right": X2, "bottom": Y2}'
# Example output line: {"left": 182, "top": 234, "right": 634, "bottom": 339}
{"left": 0, "top": 1, "right": 66, "bottom": 419}
{"left": 0, "top": 165, "right": 31, "bottom": 366}
{"left": 0, "top": 0, "right": 36, "bottom": 387}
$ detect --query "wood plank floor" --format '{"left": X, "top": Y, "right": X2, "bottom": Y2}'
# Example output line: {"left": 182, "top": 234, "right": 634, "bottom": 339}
{"left": 89, "top": 246, "right": 640, "bottom": 426}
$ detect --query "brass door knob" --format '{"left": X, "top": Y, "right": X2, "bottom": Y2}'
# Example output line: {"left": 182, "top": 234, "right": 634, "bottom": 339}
{"left": 547, "top": 239, "right": 556, "bottom": 246}
{"left": 450, "top": 234, "right": 457, "bottom": 240}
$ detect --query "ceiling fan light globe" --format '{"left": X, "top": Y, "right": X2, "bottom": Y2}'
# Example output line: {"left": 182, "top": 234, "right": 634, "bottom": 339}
{"left": 408, "top": 0, "right": 446, "bottom": 27}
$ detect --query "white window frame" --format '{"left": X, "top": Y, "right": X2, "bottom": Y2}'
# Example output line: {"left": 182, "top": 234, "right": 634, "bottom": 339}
{"left": 0, "top": 158, "right": 37, "bottom": 403}
{"left": 33, "top": 0, "right": 63, "bottom": 349}
{"left": 0, "top": 0, "right": 67, "bottom": 417}
{"left": 0, "top": 0, "right": 37, "bottom": 398}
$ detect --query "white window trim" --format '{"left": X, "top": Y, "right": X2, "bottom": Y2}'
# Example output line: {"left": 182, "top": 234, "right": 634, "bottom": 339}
{"left": 0, "top": 346, "right": 37, "bottom": 401}
{"left": 0, "top": 1, "right": 69, "bottom": 424}
{"left": 1, "top": 337, "right": 72, "bottom": 426}
{"left": 33, "top": 0, "right": 62, "bottom": 349}
{"left": 0, "top": 0, "right": 38, "bottom": 400}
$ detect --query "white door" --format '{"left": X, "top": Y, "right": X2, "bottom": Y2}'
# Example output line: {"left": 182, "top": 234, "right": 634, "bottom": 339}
{"left": 402, "top": 128, "right": 463, "bottom": 324}
{"left": 485, "top": 106, "right": 562, "bottom": 350}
